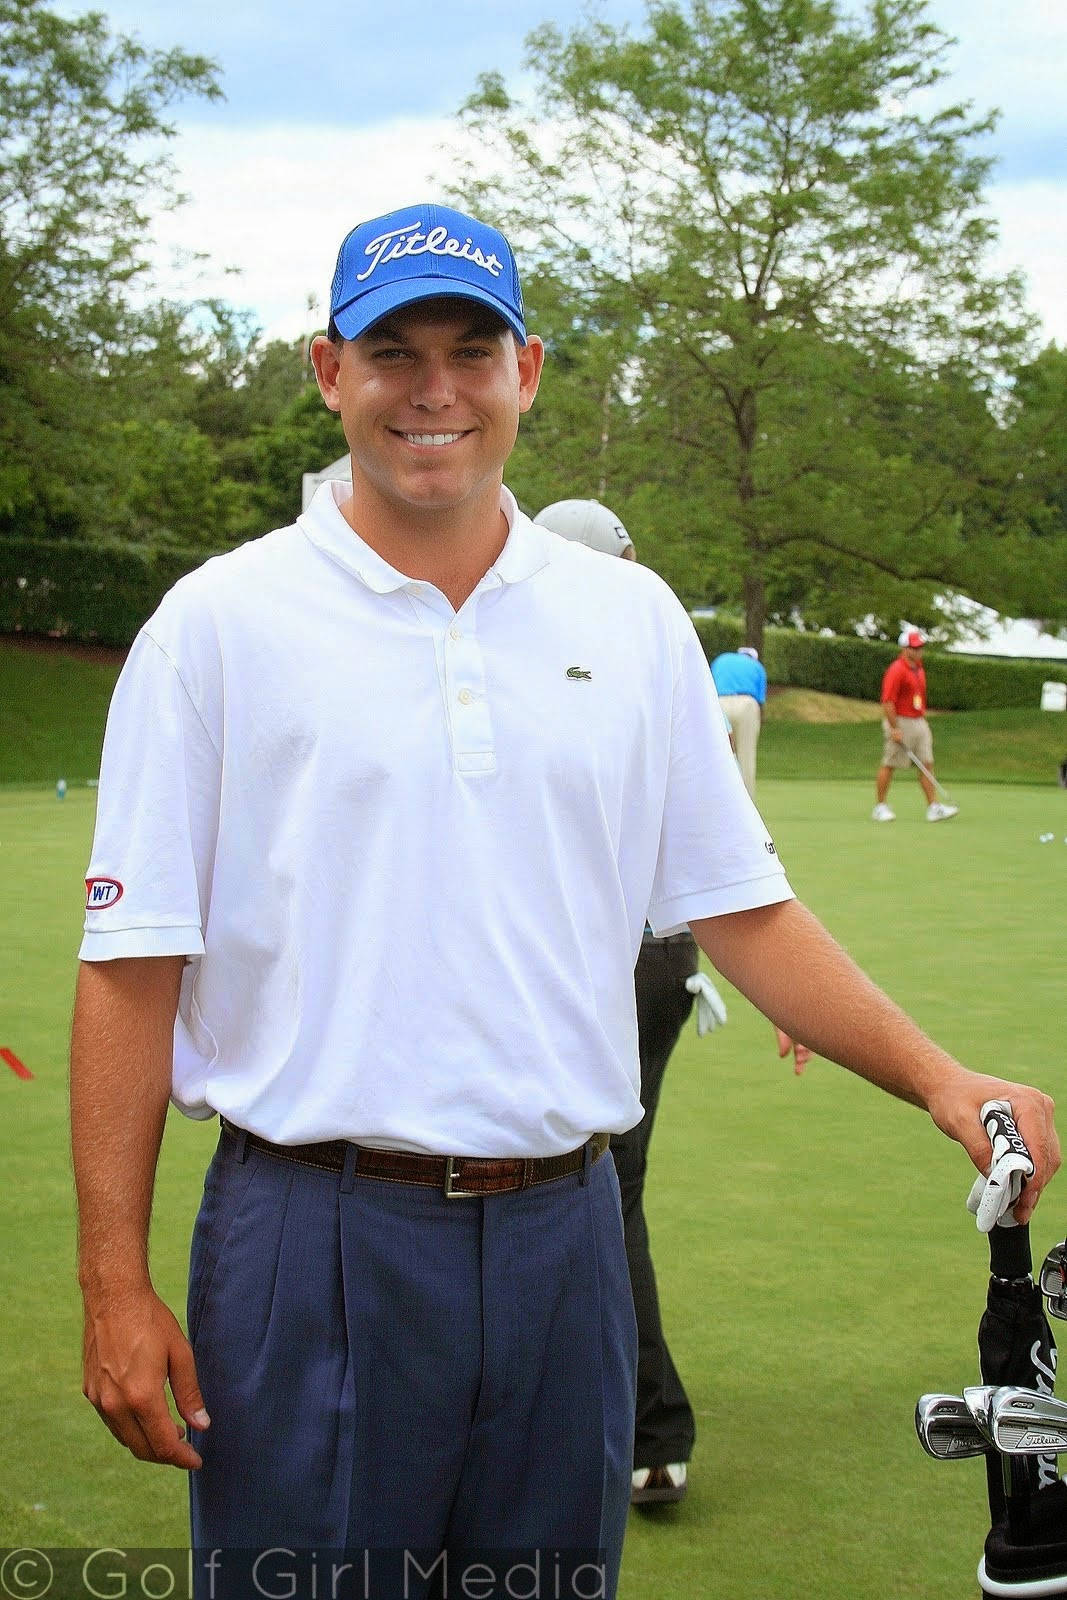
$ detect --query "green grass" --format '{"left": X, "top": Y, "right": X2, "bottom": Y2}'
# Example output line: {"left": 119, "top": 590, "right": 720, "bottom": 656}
{"left": 6, "top": 634, "right": 1067, "bottom": 787}
{"left": 761, "top": 706, "right": 1067, "bottom": 784}
{"left": 3, "top": 781, "right": 1067, "bottom": 1595}
{"left": 0, "top": 640, "right": 120, "bottom": 785}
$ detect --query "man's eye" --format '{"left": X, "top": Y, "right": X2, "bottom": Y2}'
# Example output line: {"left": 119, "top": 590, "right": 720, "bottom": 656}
{"left": 457, "top": 346, "right": 491, "bottom": 360}
{"left": 372, "top": 347, "right": 409, "bottom": 361}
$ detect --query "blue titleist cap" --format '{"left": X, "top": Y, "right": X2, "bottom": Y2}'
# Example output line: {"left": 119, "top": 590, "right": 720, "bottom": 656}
{"left": 329, "top": 203, "right": 526, "bottom": 344}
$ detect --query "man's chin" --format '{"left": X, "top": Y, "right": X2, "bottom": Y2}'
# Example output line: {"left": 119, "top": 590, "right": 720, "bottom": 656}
{"left": 380, "top": 470, "right": 497, "bottom": 517}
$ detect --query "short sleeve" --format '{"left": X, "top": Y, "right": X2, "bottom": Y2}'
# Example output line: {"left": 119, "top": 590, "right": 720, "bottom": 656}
{"left": 647, "top": 618, "right": 792, "bottom": 935}
{"left": 79, "top": 628, "right": 221, "bottom": 960}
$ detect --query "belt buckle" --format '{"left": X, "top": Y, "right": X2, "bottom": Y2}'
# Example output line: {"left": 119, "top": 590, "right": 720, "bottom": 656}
{"left": 443, "top": 1155, "right": 480, "bottom": 1199}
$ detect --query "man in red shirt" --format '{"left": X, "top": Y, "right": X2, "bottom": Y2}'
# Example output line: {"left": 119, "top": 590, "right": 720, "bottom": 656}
{"left": 873, "top": 629, "right": 958, "bottom": 822}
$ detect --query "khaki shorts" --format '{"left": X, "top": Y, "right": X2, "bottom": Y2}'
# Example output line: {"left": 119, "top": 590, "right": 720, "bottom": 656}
{"left": 881, "top": 717, "right": 934, "bottom": 770}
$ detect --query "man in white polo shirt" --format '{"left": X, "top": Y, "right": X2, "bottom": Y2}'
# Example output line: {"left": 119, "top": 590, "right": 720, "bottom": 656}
{"left": 71, "top": 203, "right": 1058, "bottom": 1599}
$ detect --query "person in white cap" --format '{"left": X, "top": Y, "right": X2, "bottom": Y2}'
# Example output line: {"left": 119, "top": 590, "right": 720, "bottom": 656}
{"left": 536, "top": 496, "right": 719, "bottom": 1505}
{"left": 532, "top": 497, "right": 636, "bottom": 559}
{"left": 873, "top": 629, "right": 958, "bottom": 822}
{"left": 709, "top": 645, "right": 767, "bottom": 797}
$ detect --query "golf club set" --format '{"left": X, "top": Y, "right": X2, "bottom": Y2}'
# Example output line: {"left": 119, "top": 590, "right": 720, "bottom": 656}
{"left": 917, "top": 1103, "right": 1067, "bottom": 1597}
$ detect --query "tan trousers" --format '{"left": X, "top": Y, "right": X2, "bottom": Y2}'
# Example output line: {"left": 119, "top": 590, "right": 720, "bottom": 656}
{"left": 718, "top": 693, "right": 761, "bottom": 797}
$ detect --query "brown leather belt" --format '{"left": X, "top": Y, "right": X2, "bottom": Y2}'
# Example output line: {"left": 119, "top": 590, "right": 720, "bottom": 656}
{"left": 221, "top": 1118, "right": 609, "bottom": 1198}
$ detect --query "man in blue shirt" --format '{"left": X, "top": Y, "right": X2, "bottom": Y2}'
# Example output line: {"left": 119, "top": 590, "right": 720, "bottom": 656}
{"left": 710, "top": 646, "right": 767, "bottom": 796}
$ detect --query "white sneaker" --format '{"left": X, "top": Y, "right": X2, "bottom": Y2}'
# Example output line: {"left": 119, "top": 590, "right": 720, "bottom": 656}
{"left": 871, "top": 803, "right": 895, "bottom": 822}
{"left": 927, "top": 802, "right": 959, "bottom": 822}
{"left": 631, "top": 1463, "right": 687, "bottom": 1504}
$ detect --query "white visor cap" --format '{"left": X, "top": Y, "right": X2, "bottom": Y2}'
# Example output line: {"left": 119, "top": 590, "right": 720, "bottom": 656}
{"left": 534, "top": 498, "right": 634, "bottom": 558}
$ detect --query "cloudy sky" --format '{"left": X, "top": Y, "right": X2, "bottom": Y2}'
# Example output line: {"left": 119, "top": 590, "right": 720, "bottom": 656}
{"left": 56, "top": 0, "right": 1067, "bottom": 350}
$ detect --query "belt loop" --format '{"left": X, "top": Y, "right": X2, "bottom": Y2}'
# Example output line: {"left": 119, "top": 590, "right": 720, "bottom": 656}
{"left": 340, "top": 1142, "right": 359, "bottom": 1195}
{"left": 579, "top": 1140, "right": 592, "bottom": 1187}
{"left": 232, "top": 1126, "right": 250, "bottom": 1165}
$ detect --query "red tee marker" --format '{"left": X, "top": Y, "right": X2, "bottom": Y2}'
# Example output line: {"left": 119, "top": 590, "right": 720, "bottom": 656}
{"left": 1, "top": 1048, "right": 32, "bottom": 1080}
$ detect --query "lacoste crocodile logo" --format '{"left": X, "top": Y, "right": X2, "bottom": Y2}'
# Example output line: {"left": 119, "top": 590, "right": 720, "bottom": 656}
{"left": 566, "top": 666, "right": 592, "bottom": 680}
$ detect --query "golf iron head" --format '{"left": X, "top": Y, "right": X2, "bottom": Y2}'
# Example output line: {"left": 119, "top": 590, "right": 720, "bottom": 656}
{"left": 915, "top": 1393, "right": 989, "bottom": 1459}
{"left": 990, "top": 1387, "right": 1067, "bottom": 1455}
{"left": 1040, "top": 1243, "right": 1067, "bottom": 1321}
{"left": 964, "top": 1384, "right": 999, "bottom": 1444}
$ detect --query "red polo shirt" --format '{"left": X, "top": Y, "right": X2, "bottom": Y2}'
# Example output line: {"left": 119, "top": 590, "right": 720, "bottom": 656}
{"left": 881, "top": 655, "right": 926, "bottom": 718}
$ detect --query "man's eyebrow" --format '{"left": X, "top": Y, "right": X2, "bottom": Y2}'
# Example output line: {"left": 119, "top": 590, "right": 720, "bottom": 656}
{"left": 363, "top": 318, "right": 503, "bottom": 344}
{"left": 363, "top": 320, "right": 409, "bottom": 343}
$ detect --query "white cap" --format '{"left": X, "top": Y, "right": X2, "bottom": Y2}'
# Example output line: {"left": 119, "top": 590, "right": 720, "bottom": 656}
{"left": 534, "top": 499, "right": 634, "bottom": 558}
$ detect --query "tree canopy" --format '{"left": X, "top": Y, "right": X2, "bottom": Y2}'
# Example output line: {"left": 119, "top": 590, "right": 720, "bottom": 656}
{"left": 0, "top": 0, "right": 221, "bottom": 521}
{"left": 457, "top": 0, "right": 1051, "bottom": 646}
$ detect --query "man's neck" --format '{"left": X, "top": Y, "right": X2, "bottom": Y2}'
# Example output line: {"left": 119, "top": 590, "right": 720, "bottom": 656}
{"left": 339, "top": 482, "right": 510, "bottom": 611}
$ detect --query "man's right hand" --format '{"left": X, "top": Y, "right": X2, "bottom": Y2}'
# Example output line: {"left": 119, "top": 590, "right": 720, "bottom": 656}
{"left": 775, "top": 1026, "right": 812, "bottom": 1074}
{"left": 82, "top": 1287, "right": 209, "bottom": 1469}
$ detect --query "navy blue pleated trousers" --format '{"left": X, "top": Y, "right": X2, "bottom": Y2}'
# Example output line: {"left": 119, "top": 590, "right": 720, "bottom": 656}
{"left": 187, "top": 1132, "right": 637, "bottom": 1600}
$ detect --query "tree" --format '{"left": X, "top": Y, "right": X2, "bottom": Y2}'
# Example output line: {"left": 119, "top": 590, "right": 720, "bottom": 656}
{"left": 993, "top": 343, "right": 1067, "bottom": 628}
{"left": 457, "top": 0, "right": 1038, "bottom": 648}
{"left": 0, "top": 0, "right": 221, "bottom": 523}
{"left": 236, "top": 385, "right": 348, "bottom": 538}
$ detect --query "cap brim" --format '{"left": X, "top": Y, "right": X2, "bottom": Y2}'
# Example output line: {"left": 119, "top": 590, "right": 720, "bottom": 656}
{"left": 333, "top": 278, "right": 527, "bottom": 344}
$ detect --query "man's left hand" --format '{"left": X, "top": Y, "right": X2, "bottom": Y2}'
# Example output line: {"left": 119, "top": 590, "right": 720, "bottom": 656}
{"left": 928, "top": 1074, "right": 1059, "bottom": 1226}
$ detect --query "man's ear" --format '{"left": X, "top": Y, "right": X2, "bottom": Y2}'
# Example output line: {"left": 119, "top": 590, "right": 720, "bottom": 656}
{"left": 517, "top": 335, "right": 545, "bottom": 414}
{"left": 310, "top": 335, "right": 343, "bottom": 412}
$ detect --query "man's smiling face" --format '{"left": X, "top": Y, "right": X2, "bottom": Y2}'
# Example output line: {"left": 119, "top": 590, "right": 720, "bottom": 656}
{"left": 312, "top": 297, "right": 543, "bottom": 522}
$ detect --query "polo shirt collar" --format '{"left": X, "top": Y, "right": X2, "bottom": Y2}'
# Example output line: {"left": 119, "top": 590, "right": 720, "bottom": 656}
{"left": 299, "top": 480, "right": 552, "bottom": 592}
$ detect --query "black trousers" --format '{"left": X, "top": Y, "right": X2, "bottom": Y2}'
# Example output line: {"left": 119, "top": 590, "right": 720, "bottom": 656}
{"left": 611, "top": 933, "right": 700, "bottom": 1470}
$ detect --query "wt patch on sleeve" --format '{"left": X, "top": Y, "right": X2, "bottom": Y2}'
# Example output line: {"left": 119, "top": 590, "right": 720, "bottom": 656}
{"left": 85, "top": 877, "right": 124, "bottom": 909}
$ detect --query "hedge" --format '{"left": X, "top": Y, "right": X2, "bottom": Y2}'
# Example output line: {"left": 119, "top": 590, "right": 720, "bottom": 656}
{"left": 692, "top": 617, "right": 1065, "bottom": 711}
{"left": 1, "top": 535, "right": 1062, "bottom": 711}
{"left": 0, "top": 536, "right": 218, "bottom": 648}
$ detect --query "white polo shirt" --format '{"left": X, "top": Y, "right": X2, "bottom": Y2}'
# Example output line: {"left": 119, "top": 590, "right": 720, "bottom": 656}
{"left": 81, "top": 482, "right": 793, "bottom": 1154}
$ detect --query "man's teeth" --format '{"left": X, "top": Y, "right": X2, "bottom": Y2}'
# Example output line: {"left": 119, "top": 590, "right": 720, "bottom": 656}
{"left": 403, "top": 431, "right": 464, "bottom": 446}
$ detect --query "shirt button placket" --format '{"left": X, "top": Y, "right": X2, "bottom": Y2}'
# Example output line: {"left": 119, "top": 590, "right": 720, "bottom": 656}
{"left": 446, "top": 611, "right": 495, "bottom": 776}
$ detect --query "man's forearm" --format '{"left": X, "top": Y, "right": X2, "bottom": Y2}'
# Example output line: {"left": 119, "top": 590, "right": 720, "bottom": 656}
{"left": 689, "top": 898, "right": 1059, "bottom": 1215}
{"left": 70, "top": 957, "right": 185, "bottom": 1299}
{"left": 690, "top": 899, "right": 955, "bottom": 1107}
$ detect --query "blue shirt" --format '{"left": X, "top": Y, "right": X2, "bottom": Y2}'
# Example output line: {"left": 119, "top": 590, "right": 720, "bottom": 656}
{"left": 710, "top": 652, "right": 767, "bottom": 704}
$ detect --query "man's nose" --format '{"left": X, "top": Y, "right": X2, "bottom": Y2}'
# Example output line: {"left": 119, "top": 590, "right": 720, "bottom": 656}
{"left": 410, "top": 357, "right": 455, "bottom": 410}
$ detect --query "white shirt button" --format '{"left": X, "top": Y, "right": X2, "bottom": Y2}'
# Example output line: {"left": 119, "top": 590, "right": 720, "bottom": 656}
{"left": 449, "top": 626, "right": 461, "bottom": 641}
{"left": 458, "top": 689, "right": 473, "bottom": 705}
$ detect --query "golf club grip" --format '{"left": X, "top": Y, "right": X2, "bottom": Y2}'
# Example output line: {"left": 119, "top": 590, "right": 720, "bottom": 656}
{"left": 989, "top": 1221, "right": 1033, "bottom": 1280}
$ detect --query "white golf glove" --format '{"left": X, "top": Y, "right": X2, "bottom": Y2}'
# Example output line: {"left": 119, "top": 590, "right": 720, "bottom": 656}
{"left": 966, "top": 1099, "right": 1035, "bottom": 1232}
{"left": 685, "top": 972, "right": 728, "bottom": 1036}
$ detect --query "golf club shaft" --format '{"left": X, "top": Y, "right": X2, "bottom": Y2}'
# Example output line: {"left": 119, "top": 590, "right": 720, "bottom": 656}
{"left": 984, "top": 1224, "right": 1037, "bottom": 1539}
{"left": 905, "top": 747, "right": 951, "bottom": 800}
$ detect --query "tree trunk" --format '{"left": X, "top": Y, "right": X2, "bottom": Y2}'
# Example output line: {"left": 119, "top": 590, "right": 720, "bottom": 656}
{"left": 735, "top": 387, "right": 766, "bottom": 655}
{"left": 597, "top": 376, "right": 611, "bottom": 500}
{"left": 743, "top": 568, "right": 765, "bottom": 656}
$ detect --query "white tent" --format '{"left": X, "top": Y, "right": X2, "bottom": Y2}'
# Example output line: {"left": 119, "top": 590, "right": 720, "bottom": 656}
{"left": 301, "top": 454, "right": 351, "bottom": 512}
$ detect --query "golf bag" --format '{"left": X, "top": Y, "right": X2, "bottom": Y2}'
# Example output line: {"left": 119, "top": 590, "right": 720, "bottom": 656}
{"left": 980, "top": 1224, "right": 1067, "bottom": 1595}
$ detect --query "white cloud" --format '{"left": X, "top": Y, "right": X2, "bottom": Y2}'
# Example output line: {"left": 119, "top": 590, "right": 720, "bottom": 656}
{"left": 151, "top": 114, "right": 1067, "bottom": 355}
{"left": 986, "top": 179, "right": 1067, "bottom": 346}
{"left": 148, "top": 119, "right": 477, "bottom": 341}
